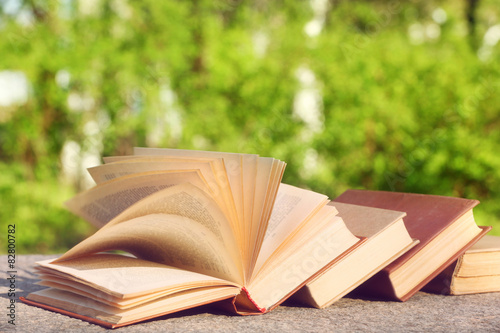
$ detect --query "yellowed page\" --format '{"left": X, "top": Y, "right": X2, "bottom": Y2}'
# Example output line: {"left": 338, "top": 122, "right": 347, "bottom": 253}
{"left": 103, "top": 153, "right": 238, "bottom": 234}
{"left": 65, "top": 170, "right": 209, "bottom": 228}
{"left": 37, "top": 254, "right": 240, "bottom": 301}
{"left": 56, "top": 211, "right": 243, "bottom": 284}
{"left": 133, "top": 147, "right": 246, "bottom": 247}
{"left": 89, "top": 157, "right": 215, "bottom": 184}
{"left": 27, "top": 285, "right": 240, "bottom": 326}
{"left": 87, "top": 157, "right": 235, "bottom": 230}
{"left": 248, "top": 159, "right": 286, "bottom": 274}
{"left": 99, "top": 182, "right": 243, "bottom": 279}
{"left": 240, "top": 154, "right": 258, "bottom": 267}
{"left": 247, "top": 207, "right": 359, "bottom": 310}
{"left": 252, "top": 183, "right": 329, "bottom": 275}
{"left": 132, "top": 148, "right": 245, "bottom": 217}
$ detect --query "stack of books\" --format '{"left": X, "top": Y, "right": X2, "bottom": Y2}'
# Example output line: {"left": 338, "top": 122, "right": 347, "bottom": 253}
{"left": 21, "top": 148, "right": 498, "bottom": 328}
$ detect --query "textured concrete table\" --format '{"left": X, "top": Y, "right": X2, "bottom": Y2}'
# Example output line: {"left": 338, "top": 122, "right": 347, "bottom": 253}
{"left": 1, "top": 255, "right": 500, "bottom": 332}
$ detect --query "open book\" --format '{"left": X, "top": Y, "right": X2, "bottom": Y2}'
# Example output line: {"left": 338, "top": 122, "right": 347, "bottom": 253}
{"left": 292, "top": 202, "right": 418, "bottom": 308}
{"left": 22, "top": 148, "right": 363, "bottom": 328}
{"left": 424, "top": 234, "right": 500, "bottom": 295}
{"left": 333, "top": 189, "right": 491, "bottom": 301}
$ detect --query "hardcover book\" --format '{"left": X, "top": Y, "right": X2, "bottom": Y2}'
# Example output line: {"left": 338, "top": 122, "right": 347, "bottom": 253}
{"left": 333, "top": 189, "right": 491, "bottom": 301}
{"left": 292, "top": 202, "right": 418, "bottom": 308}
{"left": 424, "top": 234, "right": 500, "bottom": 295}
{"left": 22, "top": 148, "right": 363, "bottom": 328}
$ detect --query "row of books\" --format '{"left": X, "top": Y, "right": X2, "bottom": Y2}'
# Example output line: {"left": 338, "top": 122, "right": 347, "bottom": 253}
{"left": 21, "top": 148, "right": 500, "bottom": 328}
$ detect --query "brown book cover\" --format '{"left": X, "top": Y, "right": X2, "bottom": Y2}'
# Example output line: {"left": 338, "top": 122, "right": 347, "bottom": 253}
{"left": 334, "top": 189, "right": 491, "bottom": 302}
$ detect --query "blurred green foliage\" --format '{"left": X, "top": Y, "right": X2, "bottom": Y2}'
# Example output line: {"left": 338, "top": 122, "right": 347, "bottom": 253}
{"left": 0, "top": 0, "right": 499, "bottom": 253}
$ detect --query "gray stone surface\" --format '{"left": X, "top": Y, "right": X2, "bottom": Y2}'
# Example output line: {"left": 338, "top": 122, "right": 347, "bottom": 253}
{"left": 1, "top": 255, "right": 499, "bottom": 332}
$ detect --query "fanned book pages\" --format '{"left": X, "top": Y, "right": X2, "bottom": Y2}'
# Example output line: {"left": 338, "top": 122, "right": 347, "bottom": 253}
{"left": 22, "top": 148, "right": 363, "bottom": 328}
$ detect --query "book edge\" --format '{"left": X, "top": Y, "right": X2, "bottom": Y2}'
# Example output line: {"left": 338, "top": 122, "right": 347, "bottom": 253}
{"left": 260, "top": 236, "right": 368, "bottom": 314}
{"left": 20, "top": 293, "right": 237, "bottom": 329}
{"left": 401, "top": 225, "right": 492, "bottom": 301}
